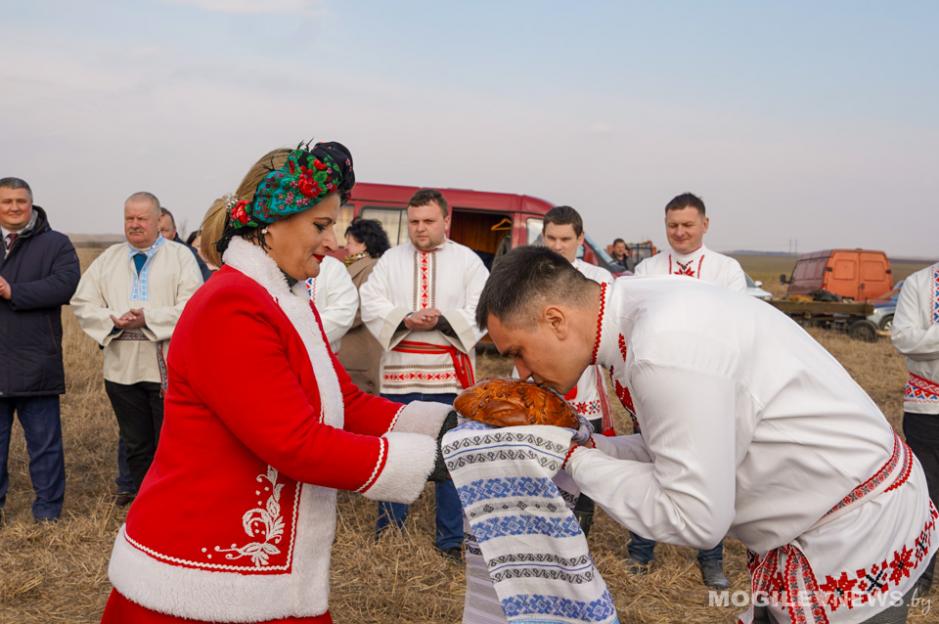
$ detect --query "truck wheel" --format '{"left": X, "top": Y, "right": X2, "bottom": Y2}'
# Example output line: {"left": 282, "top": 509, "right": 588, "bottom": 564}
{"left": 878, "top": 314, "right": 894, "bottom": 332}
{"left": 848, "top": 320, "right": 877, "bottom": 342}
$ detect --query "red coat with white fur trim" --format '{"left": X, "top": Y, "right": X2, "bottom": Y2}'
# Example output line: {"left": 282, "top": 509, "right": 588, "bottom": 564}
{"left": 106, "top": 237, "right": 447, "bottom": 623}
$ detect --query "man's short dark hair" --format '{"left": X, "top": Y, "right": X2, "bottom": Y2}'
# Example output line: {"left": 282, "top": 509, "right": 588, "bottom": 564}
{"left": 408, "top": 188, "right": 448, "bottom": 217}
{"left": 665, "top": 192, "right": 706, "bottom": 215}
{"left": 476, "top": 246, "right": 594, "bottom": 330}
{"left": 0, "top": 177, "right": 32, "bottom": 199}
{"left": 612, "top": 238, "right": 626, "bottom": 246}
{"left": 345, "top": 217, "right": 391, "bottom": 259}
{"left": 159, "top": 207, "right": 176, "bottom": 228}
{"left": 544, "top": 205, "right": 583, "bottom": 237}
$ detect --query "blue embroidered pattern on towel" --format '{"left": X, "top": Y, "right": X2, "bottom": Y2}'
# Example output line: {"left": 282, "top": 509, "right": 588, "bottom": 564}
{"left": 459, "top": 477, "right": 563, "bottom": 506}
{"left": 501, "top": 592, "right": 618, "bottom": 622}
{"left": 443, "top": 421, "right": 619, "bottom": 624}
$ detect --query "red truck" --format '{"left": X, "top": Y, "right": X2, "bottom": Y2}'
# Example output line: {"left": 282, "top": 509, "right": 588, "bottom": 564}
{"left": 338, "top": 183, "right": 619, "bottom": 272}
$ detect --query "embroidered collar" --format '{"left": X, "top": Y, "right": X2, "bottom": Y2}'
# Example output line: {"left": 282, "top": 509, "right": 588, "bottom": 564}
{"left": 590, "top": 283, "right": 608, "bottom": 364}
{"left": 127, "top": 234, "right": 166, "bottom": 257}
{"left": 126, "top": 235, "right": 167, "bottom": 302}
{"left": 593, "top": 282, "right": 622, "bottom": 369}
{"left": 590, "top": 282, "right": 617, "bottom": 365}
{"left": 668, "top": 245, "right": 707, "bottom": 278}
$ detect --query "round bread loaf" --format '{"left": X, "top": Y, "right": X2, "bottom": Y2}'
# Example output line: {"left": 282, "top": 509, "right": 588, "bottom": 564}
{"left": 454, "top": 378, "right": 579, "bottom": 429}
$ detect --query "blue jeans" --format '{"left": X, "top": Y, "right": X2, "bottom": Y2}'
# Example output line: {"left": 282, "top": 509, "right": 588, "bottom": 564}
{"left": 0, "top": 396, "right": 66, "bottom": 520}
{"left": 628, "top": 532, "right": 724, "bottom": 564}
{"left": 375, "top": 392, "right": 463, "bottom": 551}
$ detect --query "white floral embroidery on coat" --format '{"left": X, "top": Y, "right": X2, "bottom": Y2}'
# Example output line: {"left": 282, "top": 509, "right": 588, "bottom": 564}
{"left": 214, "top": 466, "right": 286, "bottom": 567}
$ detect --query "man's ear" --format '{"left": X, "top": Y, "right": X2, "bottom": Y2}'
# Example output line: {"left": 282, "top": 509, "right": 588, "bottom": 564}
{"left": 542, "top": 305, "right": 569, "bottom": 340}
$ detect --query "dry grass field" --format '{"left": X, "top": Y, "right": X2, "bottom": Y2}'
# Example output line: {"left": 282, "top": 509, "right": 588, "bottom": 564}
{"left": 0, "top": 248, "right": 936, "bottom": 623}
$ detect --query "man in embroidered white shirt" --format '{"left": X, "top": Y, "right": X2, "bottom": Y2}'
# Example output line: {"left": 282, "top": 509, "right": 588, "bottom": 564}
{"left": 476, "top": 247, "right": 935, "bottom": 623}
{"left": 634, "top": 192, "right": 746, "bottom": 292}
{"left": 71, "top": 192, "right": 202, "bottom": 503}
{"left": 627, "top": 192, "right": 743, "bottom": 586}
{"left": 360, "top": 188, "right": 489, "bottom": 560}
{"left": 891, "top": 262, "right": 939, "bottom": 598}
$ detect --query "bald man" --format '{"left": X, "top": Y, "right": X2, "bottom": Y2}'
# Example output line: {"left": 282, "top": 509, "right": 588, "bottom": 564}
{"left": 72, "top": 192, "right": 202, "bottom": 499}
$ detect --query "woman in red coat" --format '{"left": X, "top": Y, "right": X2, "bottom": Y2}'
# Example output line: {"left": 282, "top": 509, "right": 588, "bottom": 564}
{"left": 101, "top": 143, "right": 452, "bottom": 623}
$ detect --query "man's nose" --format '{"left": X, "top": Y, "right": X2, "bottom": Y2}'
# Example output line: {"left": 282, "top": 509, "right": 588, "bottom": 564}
{"left": 515, "top": 360, "right": 533, "bottom": 381}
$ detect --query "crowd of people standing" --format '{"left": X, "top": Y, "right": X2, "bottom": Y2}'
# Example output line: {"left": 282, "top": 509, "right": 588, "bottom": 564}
{"left": 1, "top": 148, "right": 937, "bottom": 623}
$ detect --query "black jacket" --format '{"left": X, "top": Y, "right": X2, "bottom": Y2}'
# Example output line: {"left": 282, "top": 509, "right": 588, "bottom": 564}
{"left": 172, "top": 234, "right": 213, "bottom": 282}
{"left": 0, "top": 206, "right": 80, "bottom": 397}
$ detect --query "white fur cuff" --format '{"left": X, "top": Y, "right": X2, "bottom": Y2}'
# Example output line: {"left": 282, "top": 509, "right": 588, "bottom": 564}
{"left": 362, "top": 432, "right": 437, "bottom": 503}
{"left": 390, "top": 401, "right": 451, "bottom": 438}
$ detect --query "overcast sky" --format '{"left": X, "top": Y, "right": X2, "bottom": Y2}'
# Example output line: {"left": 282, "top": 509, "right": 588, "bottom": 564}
{"left": 2, "top": 0, "right": 937, "bottom": 257}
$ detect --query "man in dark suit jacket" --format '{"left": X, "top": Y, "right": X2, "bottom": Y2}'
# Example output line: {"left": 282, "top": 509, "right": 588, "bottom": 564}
{"left": 0, "top": 177, "right": 80, "bottom": 524}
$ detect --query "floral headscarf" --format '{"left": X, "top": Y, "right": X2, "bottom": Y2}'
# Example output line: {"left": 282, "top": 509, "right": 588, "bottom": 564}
{"left": 229, "top": 141, "right": 354, "bottom": 230}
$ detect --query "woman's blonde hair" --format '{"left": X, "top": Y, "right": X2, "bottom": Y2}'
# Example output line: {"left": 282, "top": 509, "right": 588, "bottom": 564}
{"left": 199, "top": 196, "right": 229, "bottom": 268}
{"left": 199, "top": 148, "right": 292, "bottom": 265}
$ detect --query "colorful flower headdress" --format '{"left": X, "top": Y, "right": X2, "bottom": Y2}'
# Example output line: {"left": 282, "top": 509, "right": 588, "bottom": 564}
{"left": 228, "top": 141, "right": 354, "bottom": 230}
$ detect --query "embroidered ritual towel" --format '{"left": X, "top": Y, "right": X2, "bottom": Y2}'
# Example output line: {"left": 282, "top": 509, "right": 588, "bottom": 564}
{"left": 443, "top": 421, "right": 619, "bottom": 624}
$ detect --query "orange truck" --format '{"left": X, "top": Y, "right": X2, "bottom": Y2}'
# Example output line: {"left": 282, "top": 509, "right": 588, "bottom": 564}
{"left": 781, "top": 249, "right": 893, "bottom": 302}
{"left": 772, "top": 249, "right": 894, "bottom": 341}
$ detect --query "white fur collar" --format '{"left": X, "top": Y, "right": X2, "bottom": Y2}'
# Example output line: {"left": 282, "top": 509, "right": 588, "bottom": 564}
{"left": 222, "top": 237, "right": 292, "bottom": 298}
